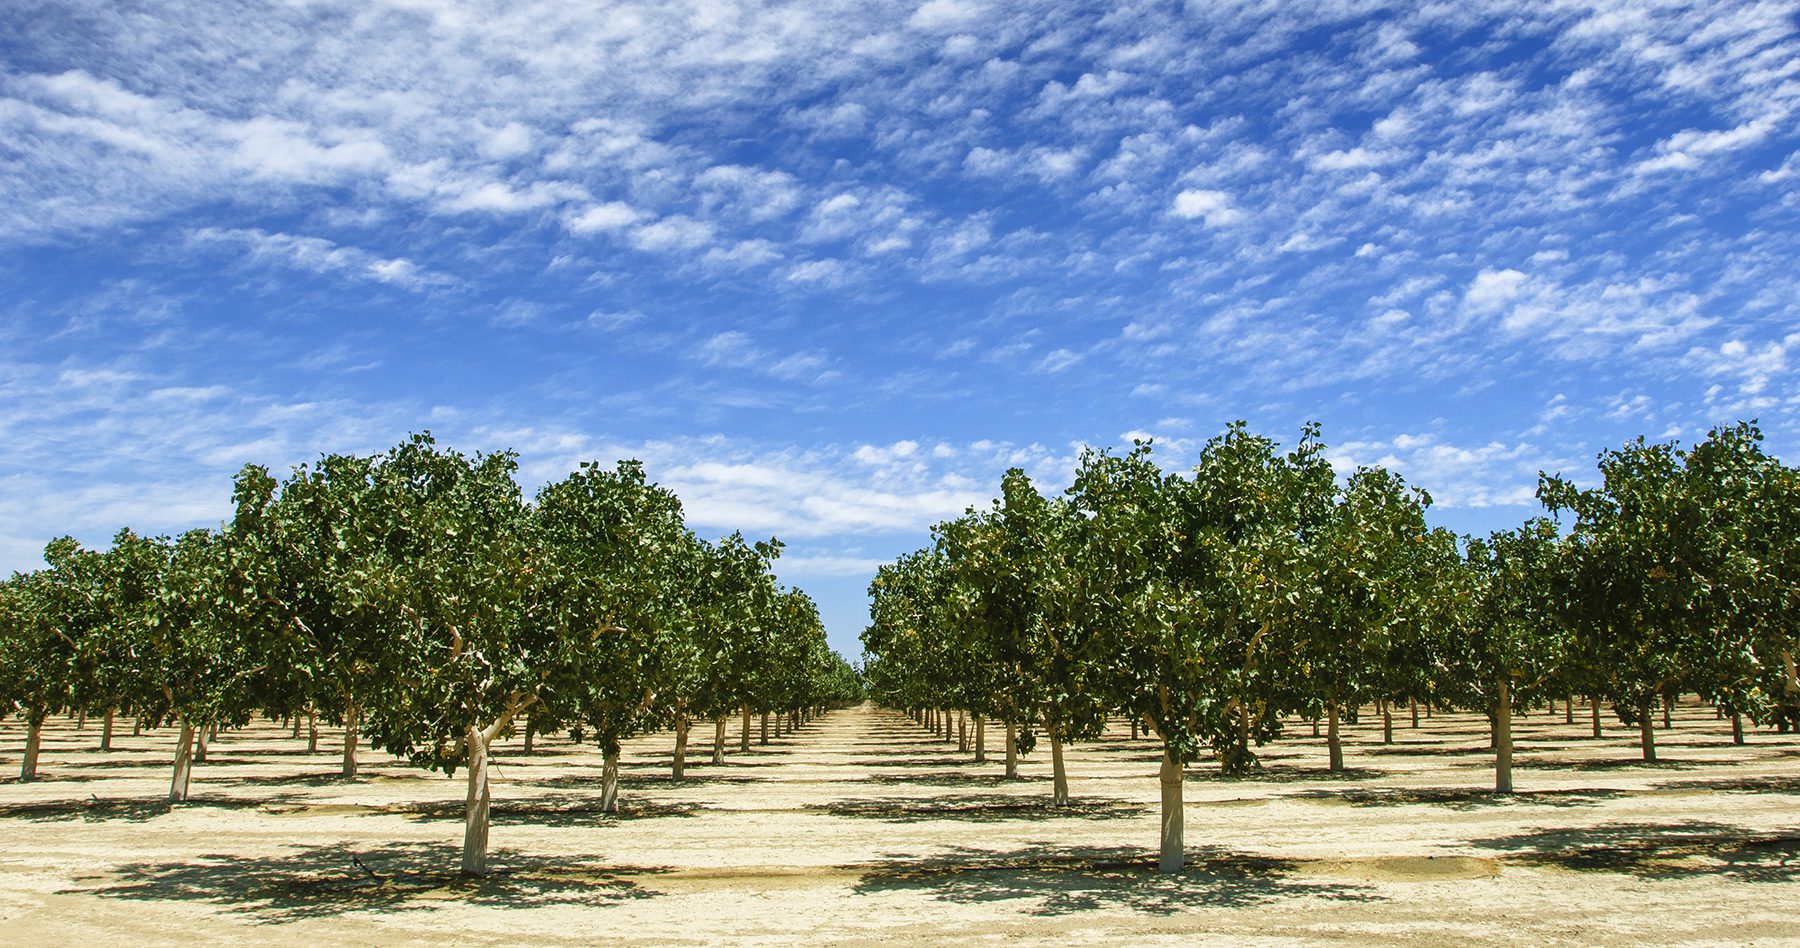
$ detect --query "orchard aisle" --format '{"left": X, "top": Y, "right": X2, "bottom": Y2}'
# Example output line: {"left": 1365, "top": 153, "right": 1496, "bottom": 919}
{"left": 0, "top": 701, "right": 1797, "bottom": 945}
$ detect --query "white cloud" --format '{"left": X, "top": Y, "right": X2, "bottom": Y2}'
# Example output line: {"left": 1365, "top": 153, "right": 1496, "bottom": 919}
{"left": 1170, "top": 189, "right": 1245, "bottom": 227}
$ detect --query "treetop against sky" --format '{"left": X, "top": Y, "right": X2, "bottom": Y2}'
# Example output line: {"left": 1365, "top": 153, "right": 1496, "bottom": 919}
{"left": 3, "top": 1, "right": 1798, "bottom": 655}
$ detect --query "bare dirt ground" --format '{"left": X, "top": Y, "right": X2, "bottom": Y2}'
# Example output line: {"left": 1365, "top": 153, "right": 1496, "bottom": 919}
{"left": 1, "top": 699, "right": 1796, "bottom": 946}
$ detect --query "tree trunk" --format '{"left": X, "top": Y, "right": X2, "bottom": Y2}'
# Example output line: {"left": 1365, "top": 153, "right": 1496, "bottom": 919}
{"left": 1158, "top": 749, "right": 1184, "bottom": 873}
{"left": 1662, "top": 691, "right": 1674, "bottom": 729}
{"left": 1381, "top": 700, "right": 1393, "bottom": 745}
{"left": 1591, "top": 697, "right": 1602, "bottom": 738}
{"left": 974, "top": 716, "right": 986, "bottom": 763}
{"left": 1130, "top": 717, "right": 1139, "bottom": 740}
{"left": 308, "top": 712, "right": 319, "bottom": 754}
{"left": 1004, "top": 720, "right": 1018, "bottom": 778}
{"left": 958, "top": 710, "right": 968, "bottom": 752}
{"left": 169, "top": 719, "right": 196, "bottom": 802}
{"left": 673, "top": 713, "right": 690, "bottom": 780}
{"left": 760, "top": 711, "right": 770, "bottom": 745}
{"left": 101, "top": 707, "right": 115, "bottom": 751}
{"left": 194, "top": 723, "right": 210, "bottom": 763}
{"left": 462, "top": 724, "right": 491, "bottom": 876}
{"left": 943, "top": 709, "right": 953, "bottom": 742}
{"left": 21, "top": 717, "right": 43, "bottom": 782}
{"left": 600, "top": 740, "right": 621, "bottom": 814}
{"left": 1410, "top": 698, "right": 1419, "bottom": 729}
{"left": 341, "top": 701, "right": 359, "bottom": 777}
{"left": 1565, "top": 692, "right": 1574, "bottom": 725}
{"left": 133, "top": 717, "right": 141, "bottom": 737}
{"left": 1494, "top": 676, "right": 1514, "bottom": 794}
{"left": 523, "top": 716, "right": 535, "bottom": 754}
{"left": 1639, "top": 702, "right": 1658, "bottom": 762}
{"left": 1731, "top": 711, "right": 1745, "bottom": 745}
{"left": 1326, "top": 701, "right": 1344, "bottom": 773}
{"left": 291, "top": 715, "right": 301, "bottom": 739}
{"left": 1311, "top": 718, "right": 1319, "bottom": 738}
{"left": 1050, "top": 727, "right": 1069, "bottom": 806}
{"left": 740, "top": 706, "right": 752, "bottom": 753}
{"left": 712, "top": 717, "right": 726, "bottom": 764}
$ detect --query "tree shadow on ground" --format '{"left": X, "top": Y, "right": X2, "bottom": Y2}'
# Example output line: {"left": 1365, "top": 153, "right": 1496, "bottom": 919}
{"left": 0, "top": 794, "right": 275, "bottom": 824}
{"left": 385, "top": 795, "right": 705, "bottom": 826}
{"left": 851, "top": 844, "right": 1376, "bottom": 915}
{"left": 851, "top": 755, "right": 981, "bottom": 768}
{"left": 1286, "top": 786, "right": 1625, "bottom": 810}
{"left": 811, "top": 794, "right": 1147, "bottom": 823}
{"left": 1472, "top": 820, "right": 1800, "bottom": 882}
{"left": 72, "top": 841, "right": 665, "bottom": 921}
{"left": 1511, "top": 757, "right": 1705, "bottom": 772}
{"left": 521, "top": 772, "right": 762, "bottom": 790}
{"left": 859, "top": 771, "right": 1030, "bottom": 788}
{"left": 1654, "top": 775, "right": 1800, "bottom": 794}
{"left": 1190, "top": 765, "right": 1386, "bottom": 783}
{"left": 1365, "top": 744, "right": 1491, "bottom": 757}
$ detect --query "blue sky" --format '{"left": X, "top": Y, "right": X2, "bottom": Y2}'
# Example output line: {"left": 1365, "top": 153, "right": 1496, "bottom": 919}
{"left": 4, "top": 1, "right": 1798, "bottom": 658}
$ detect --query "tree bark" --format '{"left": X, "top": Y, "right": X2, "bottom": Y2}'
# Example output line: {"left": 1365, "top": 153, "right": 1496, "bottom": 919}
{"left": 101, "top": 707, "right": 115, "bottom": 751}
{"left": 1326, "top": 701, "right": 1344, "bottom": 772}
{"left": 462, "top": 724, "right": 492, "bottom": 876}
{"left": 1591, "top": 697, "right": 1602, "bottom": 738}
{"left": 1410, "top": 698, "right": 1419, "bottom": 729}
{"left": 1130, "top": 716, "right": 1139, "bottom": 741}
{"left": 341, "top": 701, "right": 359, "bottom": 777}
{"left": 523, "top": 716, "right": 534, "bottom": 754}
{"left": 194, "top": 723, "right": 210, "bottom": 763}
{"left": 169, "top": 719, "right": 196, "bottom": 802}
{"left": 673, "top": 712, "right": 690, "bottom": 780}
{"left": 1004, "top": 720, "right": 1018, "bottom": 779}
{"left": 21, "top": 717, "right": 44, "bottom": 782}
{"left": 1731, "top": 711, "right": 1745, "bottom": 745}
{"left": 1050, "top": 727, "right": 1069, "bottom": 806}
{"left": 307, "top": 712, "right": 319, "bottom": 754}
{"left": 958, "top": 710, "right": 968, "bottom": 752}
{"left": 1494, "top": 676, "right": 1514, "bottom": 794}
{"left": 1565, "top": 692, "right": 1574, "bottom": 725}
{"left": 600, "top": 741, "right": 621, "bottom": 814}
{"left": 1381, "top": 700, "right": 1393, "bottom": 745}
{"left": 291, "top": 715, "right": 301, "bottom": 739}
{"left": 974, "top": 716, "right": 986, "bottom": 763}
{"left": 712, "top": 717, "right": 726, "bottom": 764}
{"left": 760, "top": 711, "right": 770, "bottom": 745}
{"left": 1662, "top": 691, "right": 1674, "bottom": 729}
{"left": 740, "top": 706, "right": 752, "bottom": 753}
{"left": 1639, "top": 702, "right": 1658, "bottom": 762}
{"left": 1158, "top": 749, "right": 1184, "bottom": 873}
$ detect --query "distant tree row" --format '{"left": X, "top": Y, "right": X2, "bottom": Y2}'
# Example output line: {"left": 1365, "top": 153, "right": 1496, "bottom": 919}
{"left": 0, "top": 433, "right": 862, "bottom": 875}
{"left": 861, "top": 421, "right": 1800, "bottom": 872}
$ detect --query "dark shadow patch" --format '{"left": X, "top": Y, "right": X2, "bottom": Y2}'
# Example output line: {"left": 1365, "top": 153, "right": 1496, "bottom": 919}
{"left": 851, "top": 845, "right": 1376, "bottom": 915}
{"left": 859, "top": 771, "right": 1028, "bottom": 788}
{"left": 1287, "top": 786, "right": 1625, "bottom": 810}
{"left": 1654, "top": 775, "right": 1800, "bottom": 794}
{"left": 70, "top": 842, "right": 665, "bottom": 920}
{"left": 812, "top": 794, "right": 1146, "bottom": 823}
{"left": 1512, "top": 757, "right": 1705, "bottom": 772}
{"left": 1473, "top": 820, "right": 1800, "bottom": 882}
{"left": 1190, "top": 765, "right": 1387, "bottom": 783}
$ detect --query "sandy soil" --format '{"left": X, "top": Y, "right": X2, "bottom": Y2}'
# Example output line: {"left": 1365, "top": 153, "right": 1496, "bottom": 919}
{"left": 0, "top": 698, "right": 1796, "bottom": 946}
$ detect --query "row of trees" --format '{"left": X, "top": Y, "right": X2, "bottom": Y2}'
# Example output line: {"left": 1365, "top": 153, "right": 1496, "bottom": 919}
{"left": 861, "top": 421, "right": 1800, "bottom": 872}
{"left": 0, "top": 433, "right": 861, "bottom": 874}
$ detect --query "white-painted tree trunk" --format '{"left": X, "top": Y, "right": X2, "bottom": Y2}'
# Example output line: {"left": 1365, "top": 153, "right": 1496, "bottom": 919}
{"left": 21, "top": 718, "right": 43, "bottom": 781}
{"left": 1158, "top": 749, "right": 1184, "bottom": 873}
{"left": 1326, "top": 701, "right": 1344, "bottom": 772}
{"left": 1004, "top": 721, "right": 1018, "bottom": 778}
{"left": 600, "top": 743, "right": 621, "bottom": 813}
{"left": 1494, "top": 676, "right": 1514, "bottom": 794}
{"left": 1050, "top": 728, "right": 1068, "bottom": 806}
{"left": 341, "top": 701, "right": 359, "bottom": 777}
{"left": 462, "top": 724, "right": 491, "bottom": 876}
{"left": 169, "top": 719, "right": 196, "bottom": 802}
